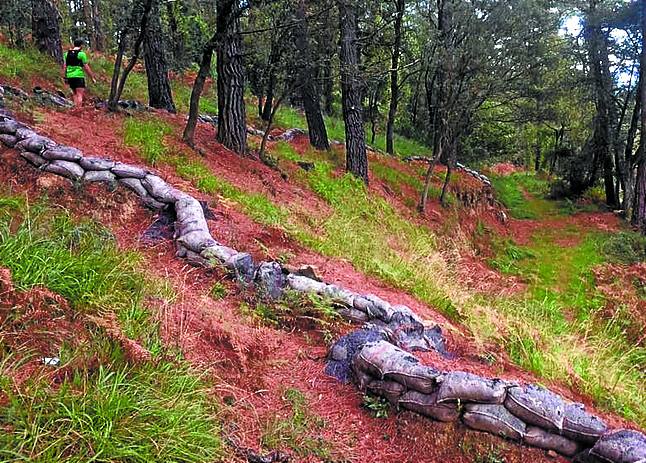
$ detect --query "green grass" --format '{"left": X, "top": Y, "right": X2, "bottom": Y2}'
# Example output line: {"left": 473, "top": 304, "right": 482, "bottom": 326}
{"left": 0, "top": 199, "right": 223, "bottom": 461}
{"left": 268, "top": 105, "right": 431, "bottom": 158}
{"left": 485, "top": 225, "right": 646, "bottom": 425}
{"left": 123, "top": 118, "right": 173, "bottom": 164}
{"left": 167, "top": 155, "right": 289, "bottom": 227}
{"left": 490, "top": 173, "right": 554, "bottom": 219}
{"left": 0, "top": 44, "right": 61, "bottom": 82}
{"left": 0, "top": 204, "right": 144, "bottom": 312}
{"left": 261, "top": 388, "right": 333, "bottom": 459}
{"left": 1, "top": 358, "right": 222, "bottom": 462}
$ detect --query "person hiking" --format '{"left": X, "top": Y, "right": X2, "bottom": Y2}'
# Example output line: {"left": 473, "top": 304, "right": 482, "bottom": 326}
{"left": 62, "top": 39, "right": 96, "bottom": 107}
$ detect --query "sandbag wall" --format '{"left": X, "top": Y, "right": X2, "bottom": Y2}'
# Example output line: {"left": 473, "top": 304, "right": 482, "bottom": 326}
{"left": 2, "top": 105, "right": 644, "bottom": 463}
{"left": 0, "top": 110, "right": 443, "bottom": 353}
{"left": 344, "top": 338, "right": 645, "bottom": 463}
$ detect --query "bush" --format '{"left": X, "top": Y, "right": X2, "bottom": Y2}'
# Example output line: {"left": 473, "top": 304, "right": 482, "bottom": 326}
{"left": 602, "top": 232, "right": 646, "bottom": 265}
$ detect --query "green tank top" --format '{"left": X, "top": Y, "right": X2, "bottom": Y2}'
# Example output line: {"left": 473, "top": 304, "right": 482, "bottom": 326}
{"left": 64, "top": 50, "right": 88, "bottom": 79}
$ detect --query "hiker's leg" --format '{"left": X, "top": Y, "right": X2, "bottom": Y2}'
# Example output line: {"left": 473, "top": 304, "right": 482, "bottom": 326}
{"left": 76, "top": 88, "right": 85, "bottom": 106}
{"left": 71, "top": 89, "right": 79, "bottom": 106}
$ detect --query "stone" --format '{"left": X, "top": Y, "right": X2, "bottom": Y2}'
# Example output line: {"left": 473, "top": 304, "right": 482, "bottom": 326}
{"left": 141, "top": 174, "right": 182, "bottom": 203}
{"left": 562, "top": 403, "right": 608, "bottom": 445}
{"left": 524, "top": 426, "right": 580, "bottom": 457}
{"left": 590, "top": 429, "right": 646, "bottom": 463}
{"left": 0, "top": 120, "right": 19, "bottom": 135}
{"left": 255, "top": 261, "right": 285, "bottom": 300}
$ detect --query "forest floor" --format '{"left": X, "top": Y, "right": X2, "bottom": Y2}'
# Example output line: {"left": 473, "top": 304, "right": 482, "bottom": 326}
{"left": 1, "top": 44, "right": 645, "bottom": 463}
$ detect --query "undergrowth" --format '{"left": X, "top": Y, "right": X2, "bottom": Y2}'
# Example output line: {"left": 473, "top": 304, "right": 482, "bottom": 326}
{"left": 123, "top": 118, "right": 173, "bottom": 164}
{"left": 0, "top": 198, "right": 223, "bottom": 462}
{"left": 261, "top": 388, "right": 333, "bottom": 459}
{"left": 484, "top": 225, "right": 646, "bottom": 425}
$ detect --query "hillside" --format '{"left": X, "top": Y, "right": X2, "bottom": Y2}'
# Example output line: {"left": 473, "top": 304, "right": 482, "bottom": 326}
{"left": 1, "top": 44, "right": 646, "bottom": 463}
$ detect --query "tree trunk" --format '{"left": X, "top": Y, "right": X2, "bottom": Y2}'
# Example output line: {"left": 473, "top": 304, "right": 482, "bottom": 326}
{"left": 92, "top": 0, "right": 106, "bottom": 51}
{"left": 623, "top": 76, "right": 641, "bottom": 213}
{"left": 632, "top": 2, "right": 646, "bottom": 234}
{"left": 166, "top": 0, "right": 185, "bottom": 70}
{"left": 183, "top": 34, "right": 217, "bottom": 146}
{"left": 144, "top": 0, "right": 176, "bottom": 112}
{"left": 108, "top": 0, "right": 154, "bottom": 111}
{"left": 586, "top": 1, "right": 617, "bottom": 207}
{"left": 216, "top": 0, "right": 247, "bottom": 155}
{"left": 31, "top": 0, "right": 63, "bottom": 64}
{"left": 261, "top": 74, "right": 275, "bottom": 121}
{"left": 385, "top": 0, "right": 404, "bottom": 155}
{"left": 295, "top": 0, "right": 330, "bottom": 150}
{"left": 338, "top": 0, "right": 368, "bottom": 183}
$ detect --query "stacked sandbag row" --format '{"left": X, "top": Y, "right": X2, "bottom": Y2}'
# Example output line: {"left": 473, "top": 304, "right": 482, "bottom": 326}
{"left": 456, "top": 161, "right": 492, "bottom": 187}
{"left": 286, "top": 274, "right": 446, "bottom": 353}
{"left": 0, "top": 111, "right": 446, "bottom": 354}
{"left": 346, "top": 339, "right": 645, "bottom": 462}
{"left": 0, "top": 113, "right": 253, "bottom": 280}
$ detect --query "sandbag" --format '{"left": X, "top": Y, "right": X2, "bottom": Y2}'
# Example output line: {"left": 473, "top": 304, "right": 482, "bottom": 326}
{"left": 354, "top": 294, "right": 395, "bottom": 322}
{"left": 436, "top": 371, "right": 507, "bottom": 404}
{"left": 141, "top": 195, "right": 167, "bottom": 210}
{"left": 44, "top": 160, "right": 84, "bottom": 180}
{"left": 119, "top": 178, "right": 148, "bottom": 197}
{"left": 366, "top": 379, "right": 406, "bottom": 405}
{"left": 255, "top": 261, "right": 285, "bottom": 300}
{"left": 111, "top": 162, "right": 148, "bottom": 179}
{"left": 524, "top": 426, "right": 579, "bottom": 457}
{"left": 42, "top": 146, "right": 83, "bottom": 161}
{"left": 175, "top": 197, "right": 207, "bottom": 223}
{"left": 15, "top": 127, "right": 37, "bottom": 140}
{"left": 0, "top": 120, "right": 18, "bottom": 135}
{"left": 177, "top": 229, "right": 216, "bottom": 254}
{"left": 337, "top": 306, "right": 370, "bottom": 323}
{"left": 84, "top": 170, "right": 117, "bottom": 183}
{"left": 322, "top": 284, "right": 356, "bottom": 306}
{"left": 505, "top": 384, "right": 565, "bottom": 432}
{"left": 16, "top": 135, "right": 56, "bottom": 153}
{"left": 562, "top": 403, "right": 608, "bottom": 445}
{"left": 286, "top": 274, "right": 327, "bottom": 294}
{"left": 463, "top": 403, "right": 526, "bottom": 441}
{"left": 141, "top": 174, "right": 182, "bottom": 203}
{"left": 353, "top": 340, "right": 440, "bottom": 393}
{"left": 224, "top": 252, "right": 255, "bottom": 281}
{"left": 398, "top": 390, "right": 460, "bottom": 422}
{"left": 201, "top": 245, "right": 237, "bottom": 264}
{"left": 0, "top": 134, "right": 18, "bottom": 147}
{"left": 326, "top": 328, "right": 388, "bottom": 383}
{"left": 590, "top": 430, "right": 646, "bottom": 463}
{"left": 20, "top": 150, "right": 47, "bottom": 167}
{"left": 80, "top": 157, "right": 115, "bottom": 171}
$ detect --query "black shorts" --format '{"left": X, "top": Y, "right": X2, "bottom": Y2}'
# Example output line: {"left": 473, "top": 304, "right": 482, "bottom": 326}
{"left": 66, "top": 77, "right": 85, "bottom": 89}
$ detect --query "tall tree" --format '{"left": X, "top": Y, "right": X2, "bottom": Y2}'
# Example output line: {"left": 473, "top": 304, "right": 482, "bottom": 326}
{"left": 32, "top": 0, "right": 63, "bottom": 64}
{"left": 584, "top": 0, "right": 618, "bottom": 207}
{"left": 295, "top": 0, "right": 330, "bottom": 150}
{"left": 143, "top": 0, "right": 176, "bottom": 112}
{"left": 385, "top": 0, "right": 405, "bottom": 155}
{"left": 633, "top": 0, "right": 646, "bottom": 234}
{"left": 338, "top": 0, "right": 368, "bottom": 183}
{"left": 216, "top": 0, "right": 247, "bottom": 155}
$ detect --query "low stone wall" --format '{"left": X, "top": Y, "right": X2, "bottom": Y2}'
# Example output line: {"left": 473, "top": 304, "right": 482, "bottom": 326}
{"left": 328, "top": 332, "right": 646, "bottom": 462}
